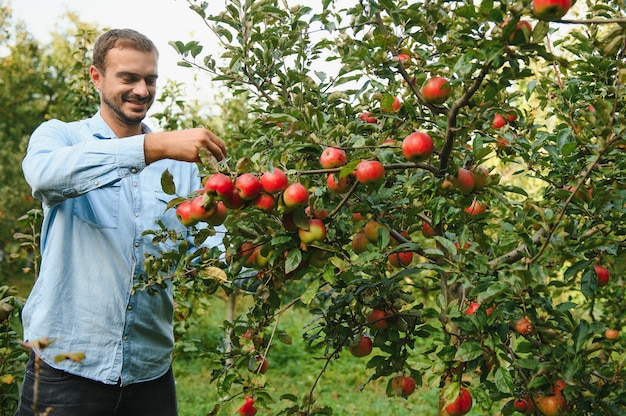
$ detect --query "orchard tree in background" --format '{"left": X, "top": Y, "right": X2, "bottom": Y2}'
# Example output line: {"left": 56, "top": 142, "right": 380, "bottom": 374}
{"left": 152, "top": 0, "right": 626, "bottom": 414}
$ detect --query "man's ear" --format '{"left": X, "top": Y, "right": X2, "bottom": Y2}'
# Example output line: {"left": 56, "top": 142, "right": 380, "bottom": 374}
{"left": 89, "top": 65, "right": 102, "bottom": 90}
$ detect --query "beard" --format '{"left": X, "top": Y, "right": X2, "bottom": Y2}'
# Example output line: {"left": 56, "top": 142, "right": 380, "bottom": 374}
{"left": 102, "top": 91, "right": 154, "bottom": 126}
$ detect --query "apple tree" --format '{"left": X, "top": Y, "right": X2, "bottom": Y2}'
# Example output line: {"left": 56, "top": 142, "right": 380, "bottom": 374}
{"left": 148, "top": 0, "right": 626, "bottom": 414}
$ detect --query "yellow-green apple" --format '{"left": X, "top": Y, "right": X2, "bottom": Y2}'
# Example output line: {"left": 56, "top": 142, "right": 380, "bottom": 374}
{"left": 204, "top": 172, "right": 234, "bottom": 200}
{"left": 282, "top": 183, "right": 310, "bottom": 209}
{"left": 402, "top": 131, "right": 434, "bottom": 162}
{"left": 421, "top": 76, "right": 451, "bottom": 104}
{"left": 445, "top": 388, "right": 473, "bottom": 416}
{"left": 348, "top": 334, "right": 373, "bottom": 357}
{"left": 491, "top": 113, "right": 507, "bottom": 129}
{"left": 367, "top": 309, "right": 388, "bottom": 330}
{"left": 327, "top": 173, "right": 351, "bottom": 193}
{"left": 364, "top": 220, "right": 385, "bottom": 243}
{"left": 533, "top": 0, "right": 572, "bottom": 21}
{"left": 352, "top": 232, "right": 370, "bottom": 254}
{"left": 235, "top": 173, "right": 262, "bottom": 200}
{"left": 391, "top": 375, "right": 416, "bottom": 398}
{"left": 594, "top": 265, "right": 610, "bottom": 287}
{"left": 260, "top": 167, "right": 288, "bottom": 194}
{"left": 355, "top": 160, "right": 385, "bottom": 185}
{"left": 253, "top": 245, "right": 271, "bottom": 268}
{"left": 298, "top": 218, "right": 326, "bottom": 244}
{"left": 464, "top": 199, "right": 486, "bottom": 216}
{"left": 319, "top": 147, "right": 347, "bottom": 168}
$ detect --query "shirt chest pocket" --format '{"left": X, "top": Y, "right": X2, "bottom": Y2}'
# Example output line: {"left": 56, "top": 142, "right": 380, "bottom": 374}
{"left": 72, "top": 183, "right": 121, "bottom": 229}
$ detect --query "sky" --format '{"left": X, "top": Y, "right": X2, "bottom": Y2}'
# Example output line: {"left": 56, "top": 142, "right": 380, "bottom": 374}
{"left": 10, "top": 0, "right": 250, "bottom": 116}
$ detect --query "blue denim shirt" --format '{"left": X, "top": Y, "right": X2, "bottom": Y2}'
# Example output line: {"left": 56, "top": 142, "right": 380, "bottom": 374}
{"left": 21, "top": 112, "right": 218, "bottom": 386}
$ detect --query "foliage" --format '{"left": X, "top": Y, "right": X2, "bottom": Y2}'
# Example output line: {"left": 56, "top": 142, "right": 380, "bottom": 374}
{"left": 154, "top": 0, "right": 626, "bottom": 415}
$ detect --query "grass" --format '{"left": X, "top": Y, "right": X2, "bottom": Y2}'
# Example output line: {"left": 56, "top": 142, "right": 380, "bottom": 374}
{"left": 172, "top": 294, "right": 486, "bottom": 416}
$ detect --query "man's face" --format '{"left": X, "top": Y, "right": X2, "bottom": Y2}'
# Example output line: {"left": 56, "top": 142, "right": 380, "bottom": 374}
{"left": 90, "top": 47, "right": 158, "bottom": 127}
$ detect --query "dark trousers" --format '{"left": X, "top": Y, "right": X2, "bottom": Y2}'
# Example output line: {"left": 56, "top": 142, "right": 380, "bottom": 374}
{"left": 15, "top": 353, "right": 177, "bottom": 416}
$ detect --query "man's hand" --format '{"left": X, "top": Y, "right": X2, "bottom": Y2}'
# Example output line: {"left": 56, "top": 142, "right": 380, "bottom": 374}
{"left": 144, "top": 128, "right": 227, "bottom": 164}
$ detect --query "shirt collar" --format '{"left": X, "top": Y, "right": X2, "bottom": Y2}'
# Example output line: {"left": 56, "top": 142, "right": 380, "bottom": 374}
{"left": 91, "top": 111, "right": 152, "bottom": 140}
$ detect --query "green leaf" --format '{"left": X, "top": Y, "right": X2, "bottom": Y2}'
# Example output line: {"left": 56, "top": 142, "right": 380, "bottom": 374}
{"left": 494, "top": 366, "right": 514, "bottom": 394}
{"left": 161, "top": 169, "right": 176, "bottom": 195}
{"left": 301, "top": 280, "right": 320, "bottom": 305}
{"left": 572, "top": 319, "right": 590, "bottom": 353}
{"left": 454, "top": 341, "right": 483, "bottom": 362}
{"left": 581, "top": 267, "right": 596, "bottom": 299}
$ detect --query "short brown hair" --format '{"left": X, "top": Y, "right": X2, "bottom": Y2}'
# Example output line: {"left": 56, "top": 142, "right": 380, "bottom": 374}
{"left": 92, "top": 29, "right": 158, "bottom": 71}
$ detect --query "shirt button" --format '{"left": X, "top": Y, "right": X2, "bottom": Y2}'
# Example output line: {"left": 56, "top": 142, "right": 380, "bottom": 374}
{"left": 94, "top": 181, "right": 99, "bottom": 186}
{"left": 133, "top": 182, "right": 137, "bottom": 187}
{"left": 127, "top": 305, "right": 133, "bottom": 311}
{"left": 134, "top": 242, "right": 140, "bottom": 247}
{"left": 123, "top": 336, "right": 128, "bottom": 341}
{"left": 131, "top": 168, "right": 137, "bottom": 174}
{"left": 134, "top": 213, "right": 139, "bottom": 217}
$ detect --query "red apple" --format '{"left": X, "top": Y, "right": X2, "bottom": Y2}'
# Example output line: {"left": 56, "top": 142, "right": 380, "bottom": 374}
{"left": 206, "top": 201, "right": 229, "bottom": 226}
{"left": 327, "top": 173, "right": 351, "bottom": 193}
{"left": 282, "top": 183, "right": 310, "bottom": 209}
{"left": 551, "top": 379, "right": 566, "bottom": 395}
{"left": 594, "top": 265, "right": 610, "bottom": 287}
{"left": 352, "top": 232, "right": 370, "bottom": 254}
{"left": 237, "top": 396, "right": 257, "bottom": 416}
{"left": 320, "top": 147, "right": 347, "bottom": 168}
{"left": 536, "top": 393, "right": 567, "bottom": 416}
{"left": 252, "top": 355, "right": 268, "bottom": 373}
{"left": 464, "top": 199, "right": 487, "bottom": 216}
{"left": 515, "top": 317, "right": 534, "bottom": 335}
{"left": 235, "top": 173, "right": 262, "bottom": 200}
{"left": 491, "top": 113, "right": 507, "bottom": 129}
{"left": 605, "top": 329, "right": 619, "bottom": 340}
{"left": 472, "top": 166, "right": 490, "bottom": 191}
{"left": 509, "top": 20, "right": 532, "bottom": 44}
{"left": 253, "top": 193, "right": 276, "bottom": 211}
{"left": 381, "top": 95, "right": 402, "bottom": 113}
{"left": 175, "top": 199, "right": 199, "bottom": 227}
{"left": 391, "top": 375, "right": 416, "bottom": 398}
{"left": 298, "top": 218, "right": 327, "bottom": 244}
{"left": 238, "top": 242, "right": 258, "bottom": 267}
{"left": 421, "top": 76, "right": 451, "bottom": 104}
{"left": 454, "top": 168, "right": 475, "bottom": 195}
{"left": 204, "top": 172, "right": 234, "bottom": 199}
{"left": 397, "top": 53, "right": 411, "bottom": 68}
{"left": 422, "top": 221, "right": 435, "bottom": 237}
{"left": 388, "top": 251, "right": 413, "bottom": 268}
{"left": 223, "top": 189, "right": 245, "bottom": 209}
{"left": 348, "top": 334, "right": 373, "bottom": 357}
{"left": 260, "top": 167, "right": 288, "bottom": 194}
{"left": 533, "top": 0, "right": 572, "bottom": 21}
{"left": 465, "top": 302, "right": 480, "bottom": 315}
{"left": 359, "top": 111, "right": 377, "bottom": 123}
{"left": 496, "top": 136, "right": 510, "bottom": 149}
{"left": 445, "top": 388, "right": 473, "bottom": 416}
{"left": 355, "top": 160, "right": 385, "bottom": 185}
{"left": 513, "top": 396, "right": 535, "bottom": 414}
{"left": 402, "top": 131, "right": 434, "bottom": 162}
{"left": 367, "top": 309, "right": 388, "bottom": 330}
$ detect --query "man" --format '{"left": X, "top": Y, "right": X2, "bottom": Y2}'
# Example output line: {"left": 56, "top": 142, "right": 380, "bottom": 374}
{"left": 16, "top": 28, "right": 226, "bottom": 415}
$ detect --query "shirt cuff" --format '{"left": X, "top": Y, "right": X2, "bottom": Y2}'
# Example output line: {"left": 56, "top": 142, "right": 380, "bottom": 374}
{"left": 117, "top": 135, "right": 147, "bottom": 174}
